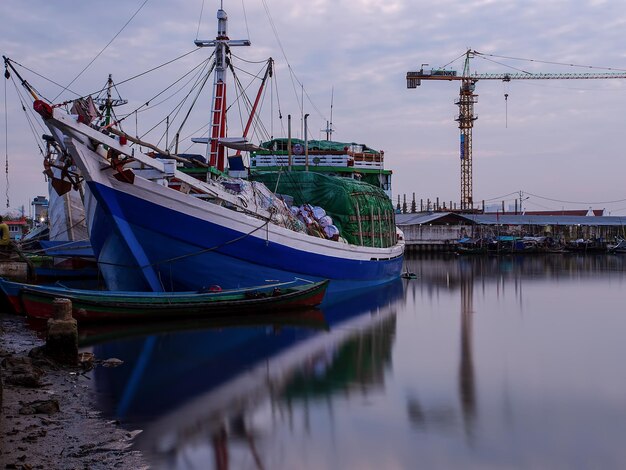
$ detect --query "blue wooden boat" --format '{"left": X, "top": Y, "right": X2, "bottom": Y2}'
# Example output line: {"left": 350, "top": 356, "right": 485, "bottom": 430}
{"left": 20, "top": 2, "right": 404, "bottom": 295}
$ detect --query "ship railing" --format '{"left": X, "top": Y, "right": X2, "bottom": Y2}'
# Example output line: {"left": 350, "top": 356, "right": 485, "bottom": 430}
{"left": 350, "top": 152, "right": 384, "bottom": 169}
{"left": 252, "top": 154, "right": 352, "bottom": 167}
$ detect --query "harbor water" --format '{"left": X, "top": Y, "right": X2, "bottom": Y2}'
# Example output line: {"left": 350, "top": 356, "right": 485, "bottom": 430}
{"left": 84, "top": 254, "right": 626, "bottom": 469}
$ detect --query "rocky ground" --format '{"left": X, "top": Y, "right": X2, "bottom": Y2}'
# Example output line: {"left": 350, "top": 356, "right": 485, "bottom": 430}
{"left": 0, "top": 314, "right": 149, "bottom": 470}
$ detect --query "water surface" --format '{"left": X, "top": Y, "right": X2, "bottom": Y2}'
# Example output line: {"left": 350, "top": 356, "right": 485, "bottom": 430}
{"left": 86, "top": 254, "right": 626, "bottom": 469}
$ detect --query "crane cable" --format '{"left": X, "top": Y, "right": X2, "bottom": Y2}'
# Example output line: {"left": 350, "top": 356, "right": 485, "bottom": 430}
{"left": 474, "top": 51, "right": 626, "bottom": 73}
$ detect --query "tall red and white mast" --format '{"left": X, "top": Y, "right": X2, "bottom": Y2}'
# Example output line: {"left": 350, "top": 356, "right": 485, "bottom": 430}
{"left": 194, "top": 1, "right": 250, "bottom": 171}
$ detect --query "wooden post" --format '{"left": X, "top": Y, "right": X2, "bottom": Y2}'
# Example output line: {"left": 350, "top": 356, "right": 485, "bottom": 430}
{"left": 45, "top": 298, "right": 78, "bottom": 366}
{"left": 378, "top": 207, "right": 383, "bottom": 247}
{"left": 371, "top": 206, "right": 375, "bottom": 247}
{"left": 356, "top": 200, "right": 364, "bottom": 246}
{"left": 287, "top": 114, "right": 292, "bottom": 171}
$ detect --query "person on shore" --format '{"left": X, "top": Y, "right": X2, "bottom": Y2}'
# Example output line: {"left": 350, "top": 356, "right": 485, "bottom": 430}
{"left": 0, "top": 216, "right": 11, "bottom": 249}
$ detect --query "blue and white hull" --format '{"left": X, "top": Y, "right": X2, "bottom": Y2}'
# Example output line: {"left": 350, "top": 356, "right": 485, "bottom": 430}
{"left": 88, "top": 181, "right": 403, "bottom": 292}
{"left": 52, "top": 113, "right": 403, "bottom": 293}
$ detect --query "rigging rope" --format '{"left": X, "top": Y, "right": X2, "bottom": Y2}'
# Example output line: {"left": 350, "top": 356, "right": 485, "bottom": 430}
{"left": 143, "top": 62, "right": 214, "bottom": 146}
{"left": 143, "top": 217, "right": 272, "bottom": 268}
{"left": 167, "top": 62, "right": 215, "bottom": 153}
{"left": 4, "top": 73, "right": 9, "bottom": 207}
{"left": 230, "top": 52, "right": 269, "bottom": 65}
{"left": 20, "top": 219, "right": 88, "bottom": 249}
{"left": 151, "top": 60, "right": 215, "bottom": 148}
{"left": 241, "top": 0, "right": 251, "bottom": 43}
{"left": 196, "top": 0, "right": 206, "bottom": 40}
{"left": 6, "top": 49, "right": 201, "bottom": 109}
{"left": 9, "top": 76, "right": 45, "bottom": 157}
{"left": 272, "top": 66, "right": 285, "bottom": 135}
{"left": 228, "top": 62, "right": 271, "bottom": 142}
{"left": 115, "top": 55, "right": 211, "bottom": 129}
{"left": 76, "top": 215, "right": 273, "bottom": 270}
{"left": 5, "top": 59, "right": 73, "bottom": 102}
{"left": 260, "top": 0, "right": 327, "bottom": 125}
{"left": 110, "top": 49, "right": 201, "bottom": 89}
{"left": 53, "top": 0, "right": 150, "bottom": 102}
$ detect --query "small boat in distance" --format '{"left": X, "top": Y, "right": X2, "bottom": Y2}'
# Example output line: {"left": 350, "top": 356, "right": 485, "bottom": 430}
{"left": 11, "top": 278, "right": 328, "bottom": 322}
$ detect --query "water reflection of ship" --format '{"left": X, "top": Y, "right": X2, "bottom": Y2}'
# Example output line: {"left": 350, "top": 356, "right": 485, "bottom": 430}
{"left": 406, "top": 252, "right": 626, "bottom": 286}
{"left": 89, "top": 279, "right": 403, "bottom": 468}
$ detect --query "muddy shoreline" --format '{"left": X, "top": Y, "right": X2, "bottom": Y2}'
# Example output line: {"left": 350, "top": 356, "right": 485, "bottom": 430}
{"left": 0, "top": 314, "right": 149, "bottom": 469}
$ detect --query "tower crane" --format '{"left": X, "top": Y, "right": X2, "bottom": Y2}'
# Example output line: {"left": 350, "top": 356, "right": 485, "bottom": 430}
{"left": 407, "top": 50, "right": 626, "bottom": 211}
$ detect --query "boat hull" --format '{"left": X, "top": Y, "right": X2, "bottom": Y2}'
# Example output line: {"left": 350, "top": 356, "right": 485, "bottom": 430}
{"left": 85, "top": 178, "right": 403, "bottom": 293}
{"left": 0, "top": 277, "right": 24, "bottom": 314}
{"left": 20, "top": 280, "right": 329, "bottom": 321}
{"left": 44, "top": 124, "right": 404, "bottom": 293}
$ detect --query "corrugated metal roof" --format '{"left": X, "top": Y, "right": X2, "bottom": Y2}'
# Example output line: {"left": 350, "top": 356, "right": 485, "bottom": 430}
{"left": 395, "top": 212, "right": 626, "bottom": 227}
{"left": 395, "top": 212, "right": 476, "bottom": 225}
{"left": 468, "top": 214, "right": 626, "bottom": 226}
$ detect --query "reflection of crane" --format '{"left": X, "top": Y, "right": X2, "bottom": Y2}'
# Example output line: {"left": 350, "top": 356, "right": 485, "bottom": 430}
{"left": 407, "top": 50, "right": 626, "bottom": 211}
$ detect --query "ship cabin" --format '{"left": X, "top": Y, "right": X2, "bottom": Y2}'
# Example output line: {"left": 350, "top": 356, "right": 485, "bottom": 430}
{"left": 249, "top": 138, "right": 393, "bottom": 200}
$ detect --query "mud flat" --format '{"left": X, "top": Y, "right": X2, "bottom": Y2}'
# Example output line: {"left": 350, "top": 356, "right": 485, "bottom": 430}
{"left": 0, "top": 314, "right": 148, "bottom": 469}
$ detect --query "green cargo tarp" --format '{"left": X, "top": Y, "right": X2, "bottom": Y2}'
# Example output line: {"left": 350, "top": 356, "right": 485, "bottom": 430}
{"left": 253, "top": 171, "right": 395, "bottom": 247}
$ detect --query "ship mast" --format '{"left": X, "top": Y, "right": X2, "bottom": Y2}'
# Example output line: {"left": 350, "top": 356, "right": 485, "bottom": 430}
{"left": 195, "top": 1, "right": 250, "bottom": 172}
{"left": 94, "top": 74, "right": 127, "bottom": 127}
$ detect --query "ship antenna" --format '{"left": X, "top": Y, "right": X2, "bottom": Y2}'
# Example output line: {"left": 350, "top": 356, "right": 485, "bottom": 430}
{"left": 323, "top": 87, "right": 334, "bottom": 140}
{"left": 329, "top": 86, "right": 334, "bottom": 140}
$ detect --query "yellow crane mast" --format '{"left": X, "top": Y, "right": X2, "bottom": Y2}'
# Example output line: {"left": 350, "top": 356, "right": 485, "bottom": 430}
{"left": 407, "top": 50, "right": 626, "bottom": 211}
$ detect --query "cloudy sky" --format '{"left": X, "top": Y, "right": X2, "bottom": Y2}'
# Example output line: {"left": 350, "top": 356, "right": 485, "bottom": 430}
{"left": 2, "top": 0, "right": 626, "bottom": 215}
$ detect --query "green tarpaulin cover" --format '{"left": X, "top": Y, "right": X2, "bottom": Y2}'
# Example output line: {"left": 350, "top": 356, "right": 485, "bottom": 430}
{"left": 253, "top": 171, "right": 395, "bottom": 247}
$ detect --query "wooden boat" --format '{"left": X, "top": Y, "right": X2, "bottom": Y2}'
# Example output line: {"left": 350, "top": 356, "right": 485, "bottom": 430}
{"left": 608, "top": 238, "right": 626, "bottom": 253}
{"left": 564, "top": 238, "right": 608, "bottom": 253}
{"left": 7, "top": 2, "right": 403, "bottom": 295}
{"left": 8, "top": 278, "right": 329, "bottom": 321}
{"left": 0, "top": 276, "right": 25, "bottom": 314}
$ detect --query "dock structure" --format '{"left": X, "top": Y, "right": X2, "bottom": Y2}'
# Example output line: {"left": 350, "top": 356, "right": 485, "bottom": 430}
{"left": 396, "top": 212, "right": 626, "bottom": 253}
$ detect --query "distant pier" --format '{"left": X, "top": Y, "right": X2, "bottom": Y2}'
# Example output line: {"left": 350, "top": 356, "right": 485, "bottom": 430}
{"left": 396, "top": 211, "right": 626, "bottom": 253}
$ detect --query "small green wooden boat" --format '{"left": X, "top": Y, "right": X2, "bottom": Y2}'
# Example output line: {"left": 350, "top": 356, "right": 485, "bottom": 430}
{"left": 18, "top": 279, "right": 329, "bottom": 322}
